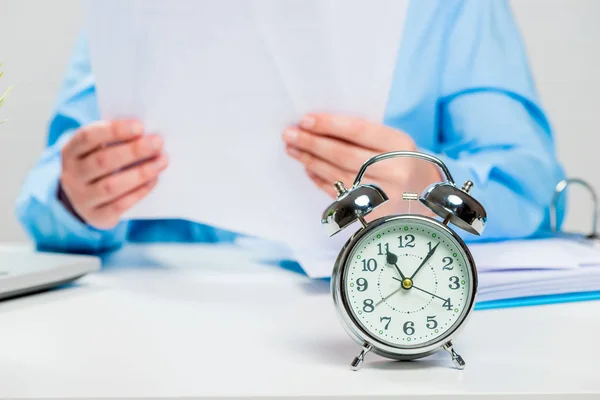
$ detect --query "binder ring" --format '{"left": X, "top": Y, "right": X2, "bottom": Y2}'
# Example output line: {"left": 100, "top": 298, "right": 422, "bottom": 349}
{"left": 551, "top": 178, "right": 598, "bottom": 239}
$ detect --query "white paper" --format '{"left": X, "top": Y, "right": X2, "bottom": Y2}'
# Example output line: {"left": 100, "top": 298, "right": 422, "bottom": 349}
{"left": 471, "top": 237, "right": 600, "bottom": 302}
{"left": 328, "top": 0, "right": 407, "bottom": 117}
{"left": 83, "top": 0, "right": 408, "bottom": 251}
{"left": 468, "top": 238, "right": 587, "bottom": 271}
{"left": 477, "top": 265, "right": 600, "bottom": 302}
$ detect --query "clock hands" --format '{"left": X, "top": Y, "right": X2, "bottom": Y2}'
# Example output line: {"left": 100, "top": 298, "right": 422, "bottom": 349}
{"left": 376, "top": 253, "right": 409, "bottom": 307}
{"left": 375, "top": 287, "right": 403, "bottom": 307}
{"left": 386, "top": 251, "right": 406, "bottom": 280}
{"left": 412, "top": 285, "right": 448, "bottom": 303}
{"left": 378, "top": 280, "right": 446, "bottom": 308}
{"left": 392, "top": 277, "right": 449, "bottom": 304}
{"left": 409, "top": 242, "right": 440, "bottom": 280}
{"left": 377, "top": 243, "right": 441, "bottom": 308}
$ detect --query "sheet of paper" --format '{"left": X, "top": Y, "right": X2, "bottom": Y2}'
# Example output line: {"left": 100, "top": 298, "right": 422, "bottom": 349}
{"left": 479, "top": 264, "right": 600, "bottom": 288}
{"left": 556, "top": 237, "right": 600, "bottom": 265}
{"left": 477, "top": 266, "right": 600, "bottom": 302}
{"left": 83, "top": 0, "right": 408, "bottom": 251}
{"left": 467, "top": 238, "right": 584, "bottom": 271}
{"left": 328, "top": 0, "right": 408, "bottom": 117}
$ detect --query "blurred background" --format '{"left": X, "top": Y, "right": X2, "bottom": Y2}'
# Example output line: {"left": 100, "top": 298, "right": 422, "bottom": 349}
{"left": 0, "top": 0, "right": 598, "bottom": 242}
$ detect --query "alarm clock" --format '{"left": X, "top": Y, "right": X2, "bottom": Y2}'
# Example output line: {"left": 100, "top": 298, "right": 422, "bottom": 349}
{"left": 321, "top": 151, "right": 487, "bottom": 370}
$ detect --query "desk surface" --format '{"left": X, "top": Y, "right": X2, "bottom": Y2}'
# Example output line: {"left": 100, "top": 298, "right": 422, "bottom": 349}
{"left": 1, "top": 243, "right": 599, "bottom": 399}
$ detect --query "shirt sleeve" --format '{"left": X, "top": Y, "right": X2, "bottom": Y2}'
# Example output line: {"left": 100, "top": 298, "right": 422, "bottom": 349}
{"left": 422, "top": 0, "right": 567, "bottom": 242}
{"left": 15, "top": 34, "right": 129, "bottom": 254}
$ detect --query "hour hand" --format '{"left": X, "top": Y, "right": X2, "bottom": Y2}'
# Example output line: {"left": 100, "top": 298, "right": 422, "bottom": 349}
{"left": 386, "top": 251, "right": 398, "bottom": 265}
{"left": 386, "top": 251, "right": 406, "bottom": 280}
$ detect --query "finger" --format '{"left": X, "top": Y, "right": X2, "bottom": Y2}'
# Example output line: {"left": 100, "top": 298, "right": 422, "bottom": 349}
{"left": 283, "top": 128, "right": 374, "bottom": 172}
{"left": 298, "top": 113, "right": 412, "bottom": 151}
{"left": 286, "top": 146, "right": 354, "bottom": 186}
{"left": 63, "top": 120, "right": 144, "bottom": 159}
{"left": 283, "top": 130, "right": 395, "bottom": 178}
{"left": 306, "top": 170, "right": 337, "bottom": 198}
{"left": 89, "top": 178, "right": 159, "bottom": 229}
{"left": 85, "top": 153, "right": 168, "bottom": 208}
{"left": 78, "top": 134, "right": 164, "bottom": 183}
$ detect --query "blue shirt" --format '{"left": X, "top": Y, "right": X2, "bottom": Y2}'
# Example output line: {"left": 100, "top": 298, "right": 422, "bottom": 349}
{"left": 16, "top": 0, "right": 566, "bottom": 255}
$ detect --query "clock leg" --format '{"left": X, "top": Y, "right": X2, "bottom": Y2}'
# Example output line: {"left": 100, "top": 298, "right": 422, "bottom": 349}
{"left": 443, "top": 341, "right": 466, "bottom": 370}
{"left": 350, "top": 343, "right": 373, "bottom": 371}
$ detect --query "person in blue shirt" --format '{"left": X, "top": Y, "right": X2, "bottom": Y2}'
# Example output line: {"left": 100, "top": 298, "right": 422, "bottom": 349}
{"left": 16, "top": 0, "right": 565, "bottom": 255}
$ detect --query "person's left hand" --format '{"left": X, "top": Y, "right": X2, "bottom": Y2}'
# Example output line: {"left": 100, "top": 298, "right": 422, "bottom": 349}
{"left": 282, "top": 113, "right": 442, "bottom": 219}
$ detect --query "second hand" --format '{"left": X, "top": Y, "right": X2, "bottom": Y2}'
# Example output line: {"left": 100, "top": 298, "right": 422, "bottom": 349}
{"left": 375, "top": 287, "right": 402, "bottom": 307}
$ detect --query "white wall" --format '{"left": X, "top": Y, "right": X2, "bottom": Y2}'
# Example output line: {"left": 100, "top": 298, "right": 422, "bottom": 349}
{"left": 0, "top": 0, "right": 598, "bottom": 242}
{"left": 510, "top": 0, "right": 600, "bottom": 234}
{"left": 0, "top": 0, "right": 82, "bottom": 241}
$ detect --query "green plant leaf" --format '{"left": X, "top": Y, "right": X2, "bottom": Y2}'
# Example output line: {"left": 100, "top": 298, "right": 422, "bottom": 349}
{"left": 0, "top": 63, "right": 9, "bottom": 123}
{"left": 0, "top": 87, "right": 11, "bottom": 108}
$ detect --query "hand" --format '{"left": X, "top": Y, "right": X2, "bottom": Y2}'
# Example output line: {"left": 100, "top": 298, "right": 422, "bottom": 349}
{"left": 386, "top": 251, "right": 406, "bottom": 281}
{"left": 395, "top": 277, "right": 450, "bottom": 306}
{"left": 375, "top": 286, "right": 403, "bottom": 307}
{"left": 282, "top": 113, "right": 442, "bottom": 219}
{"left": 409, "top": 242, "right": 440, "bottom": 281}
{"left": 411, "top": 284, "right": 449, "bottom": 304}
{"left": 59, "top": 120, "right": 168, "bottom": 230}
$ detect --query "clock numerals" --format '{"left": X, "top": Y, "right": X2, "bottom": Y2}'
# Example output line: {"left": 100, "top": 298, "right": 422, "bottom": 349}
{"left": 442, "top": 256, "right": 454, "bottom": 270}
{"left": 426, "top": 315, "right": 438, "bottom": 329}
{"left": 403, "top": 321, "right": 415, "bottom": 336}
{"left": 347, "top": 220, "right": 472, "bottom": 348}
{"left": 377, "top": 243, "right": 390, "bottom": 256}
{"left": 398, "top": 234, "right": 415, "bottom": 248}
{"left": 380, "top": 316, "right": 392, "bottom": 330}
{"left": 449, "top": 276, "right": 460, "bottom": 290}
{"left": 443, "top": 298, "right": 453, "bottom": 311}
{"left": 356, "top": 278, "right": 368, "bottom": 292}
{"left": 361, "top": 258, "right": 377, "bottom": 272}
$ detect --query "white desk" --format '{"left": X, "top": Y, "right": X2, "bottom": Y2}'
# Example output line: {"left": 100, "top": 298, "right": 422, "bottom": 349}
{"left": 1, "top": 243, "right": 599, "bottom": 399}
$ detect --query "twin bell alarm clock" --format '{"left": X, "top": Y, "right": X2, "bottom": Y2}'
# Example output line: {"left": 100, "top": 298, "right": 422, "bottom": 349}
{"left": 321, "top": 151, "right": 487, "bottom": 370}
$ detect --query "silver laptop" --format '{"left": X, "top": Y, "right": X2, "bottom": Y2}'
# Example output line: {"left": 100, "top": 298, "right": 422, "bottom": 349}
{"left": 0, "top": 249, "right": 100, "bottom": 300}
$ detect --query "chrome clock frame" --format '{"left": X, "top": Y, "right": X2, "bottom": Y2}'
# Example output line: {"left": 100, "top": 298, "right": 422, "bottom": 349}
{"left": 331, "top": 214, "right": 478, "bottom": 369}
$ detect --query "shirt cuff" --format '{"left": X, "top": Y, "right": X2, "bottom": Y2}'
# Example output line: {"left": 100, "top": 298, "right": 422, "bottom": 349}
{"left": 31, "top": 175, "right": 126, "bottom": 253}
{"left": 47, "top": 177, "right": 103, "bottom": 239}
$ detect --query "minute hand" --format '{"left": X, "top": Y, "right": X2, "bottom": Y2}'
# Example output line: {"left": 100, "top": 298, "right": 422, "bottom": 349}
{"left": 412, "top": 285, "right": 448, "bottom": 302}
{"left": 410, "top": 242, "right": 440, "bottom": 280}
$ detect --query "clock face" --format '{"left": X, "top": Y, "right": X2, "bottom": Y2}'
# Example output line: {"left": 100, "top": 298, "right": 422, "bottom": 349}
{"left": 342, "top": 216, "right": 474, "bottom": 349}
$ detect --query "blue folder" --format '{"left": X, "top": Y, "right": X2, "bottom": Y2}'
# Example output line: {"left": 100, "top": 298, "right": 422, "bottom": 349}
{"left": 474, "top": 291, "right": 600, "bottom": 310}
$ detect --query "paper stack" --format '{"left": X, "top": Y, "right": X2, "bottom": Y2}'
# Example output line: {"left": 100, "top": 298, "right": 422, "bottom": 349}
{"left": 471, "top": 237, "right": 600, "bottom": 303}
{"left": 239, "top": 235, "right": 600, "bottom": 305}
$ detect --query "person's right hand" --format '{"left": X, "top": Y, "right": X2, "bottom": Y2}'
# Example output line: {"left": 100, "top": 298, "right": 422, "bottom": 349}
{"left": 59, "top": 120, "right": 168, "bottom": 230}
